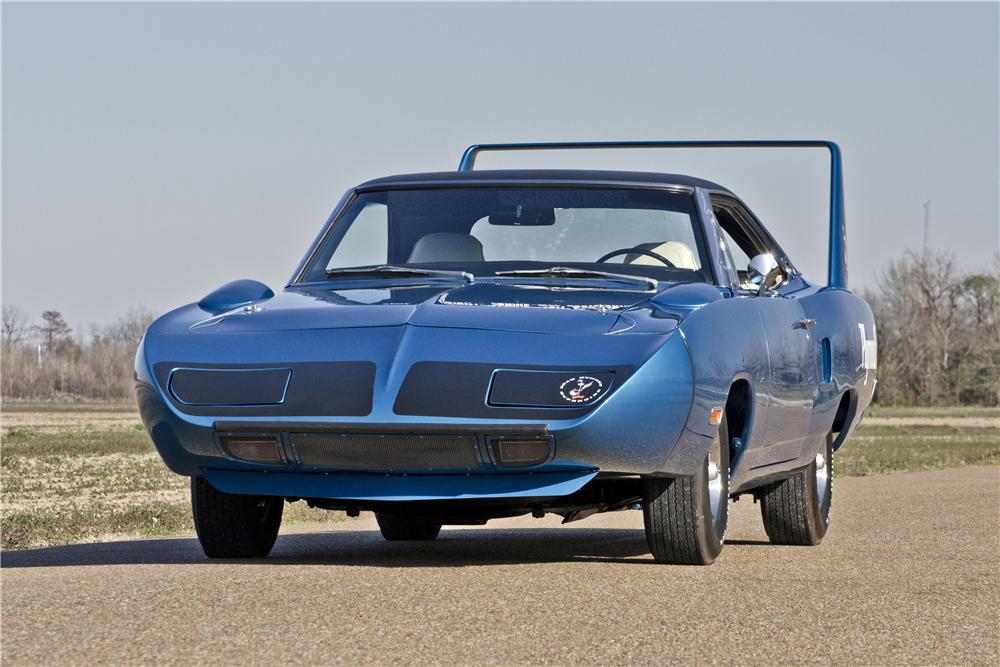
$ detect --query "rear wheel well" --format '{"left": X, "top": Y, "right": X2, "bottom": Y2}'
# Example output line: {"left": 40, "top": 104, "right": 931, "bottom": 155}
{"left": 724, "top": 379, "right": 753, "bottom": 462}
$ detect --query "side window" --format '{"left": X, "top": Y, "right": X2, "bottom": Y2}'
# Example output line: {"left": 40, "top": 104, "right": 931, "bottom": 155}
{"left": 326, "top": 202, "right": 388, "bottom": 269}
{"left": 713, "top": 205, "right": 761, "bottom": 289}
{"left": 712, "top": 196, "right": 797, "bottom": 284}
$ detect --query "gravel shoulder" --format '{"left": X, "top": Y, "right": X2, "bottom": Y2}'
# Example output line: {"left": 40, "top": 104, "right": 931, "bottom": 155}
{"left": 2, "top": 466, "right": 997, "bottom": 665}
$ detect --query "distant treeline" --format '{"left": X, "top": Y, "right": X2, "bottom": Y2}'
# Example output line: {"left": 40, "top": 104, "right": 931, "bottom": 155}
{"left": 1, "top": 250, "right": 998, "bottom": 405}
{"left": 863, "top": 250, "right": 999, "bottom": 406}
{"left": 1, "top": 306, "right": 156, "bottom": 402}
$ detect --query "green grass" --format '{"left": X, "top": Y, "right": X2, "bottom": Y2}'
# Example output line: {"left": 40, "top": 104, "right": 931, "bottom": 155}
{"left": 0, "top": 420, "right": 347, "bottom": 549}
{"left": 866, "top": 405, "right": 999, "bottom": 419}
{"left": 1, "top": 401, "right": 136, "bottom": 413}
{"left": 1, "top": 501, "right": 194, "bottom": 549}
{"left": 838, "top": 424, "right": 1000, "bottom": 476}
{"left": 1, "top": 428, "right": 154, "bottom": 460}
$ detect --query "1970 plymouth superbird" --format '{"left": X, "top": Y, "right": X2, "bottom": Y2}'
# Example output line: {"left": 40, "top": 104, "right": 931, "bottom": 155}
{"left": 136, "top": 141, "right": 876, "bottom": 564}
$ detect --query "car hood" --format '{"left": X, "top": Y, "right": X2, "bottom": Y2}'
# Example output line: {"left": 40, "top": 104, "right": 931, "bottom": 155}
{"left": 155, "top": 280, "right": 724, "bottom": 337}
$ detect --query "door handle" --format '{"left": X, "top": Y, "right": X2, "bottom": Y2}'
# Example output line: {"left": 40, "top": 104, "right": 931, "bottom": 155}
{"left": 792, "top": 318, "right": 817, "bottom": 330}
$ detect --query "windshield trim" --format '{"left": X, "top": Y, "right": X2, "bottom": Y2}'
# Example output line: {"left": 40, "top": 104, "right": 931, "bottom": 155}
{"left": 493, "top": 267, "right": 658, "bottom": 291}
{"left": 324, "top": 264, "right": 474, "bottom": 282}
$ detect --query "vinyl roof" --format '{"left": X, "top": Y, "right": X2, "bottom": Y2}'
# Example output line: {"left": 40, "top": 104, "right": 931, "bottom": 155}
{"left": 356, "top": 169, "right": 732, "bottom": 193}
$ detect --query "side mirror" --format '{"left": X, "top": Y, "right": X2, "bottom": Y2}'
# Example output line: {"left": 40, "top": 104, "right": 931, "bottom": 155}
{"left": 747, "top": 253, "right": 784, "bottom": 295}
{"left": 198, "top": 279, "right": 274, "bottom": 314}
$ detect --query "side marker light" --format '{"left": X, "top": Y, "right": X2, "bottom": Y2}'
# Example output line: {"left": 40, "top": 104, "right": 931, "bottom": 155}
{"left": 710, "top": 407, "right": 724, "bottom": 425}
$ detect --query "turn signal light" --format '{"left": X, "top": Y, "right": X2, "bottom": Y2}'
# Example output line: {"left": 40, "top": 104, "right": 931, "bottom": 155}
{"left": 491, "top": 438, "right": 553, "bottom": 468}
{"left": 219, "top": 435, "right": 283, "bottom": 464}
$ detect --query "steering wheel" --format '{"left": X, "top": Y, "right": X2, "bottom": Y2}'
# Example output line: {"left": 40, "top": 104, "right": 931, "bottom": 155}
{"left": 596, "top": 247, "right": 676, "bottom": 268}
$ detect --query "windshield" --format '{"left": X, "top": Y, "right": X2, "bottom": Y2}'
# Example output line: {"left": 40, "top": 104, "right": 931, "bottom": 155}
{"left": 296, "top": 187, "right": 712, "bottom": 284}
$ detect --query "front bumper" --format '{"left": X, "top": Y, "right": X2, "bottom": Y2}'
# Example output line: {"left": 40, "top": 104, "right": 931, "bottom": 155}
{"left": 136, "top": 330, "right": 714, "bottom": 501}
{"left": 202, "top": 467, "right": 599, "bottom": 502}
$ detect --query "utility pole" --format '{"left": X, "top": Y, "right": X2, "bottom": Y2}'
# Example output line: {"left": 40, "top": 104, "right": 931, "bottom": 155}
{"left": 923, "top": 200, "right": 931, "bottom": 254}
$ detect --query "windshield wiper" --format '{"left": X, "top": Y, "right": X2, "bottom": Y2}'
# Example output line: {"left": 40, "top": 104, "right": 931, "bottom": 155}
{"left": 325, "top": 265, "right": 474, "bottom": 283}
{"left": 493, "top": 267, "right": 658, "bottom": 291}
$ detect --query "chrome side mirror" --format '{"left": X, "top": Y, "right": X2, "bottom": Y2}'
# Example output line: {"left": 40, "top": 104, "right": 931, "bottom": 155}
{"left": 747, "top": 253, "right": 784, "bottom": 295}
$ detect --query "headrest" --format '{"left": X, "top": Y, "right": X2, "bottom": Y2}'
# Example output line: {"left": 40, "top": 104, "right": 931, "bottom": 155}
{"left": 407, "top": 233, "right": 485, "bottom": 264}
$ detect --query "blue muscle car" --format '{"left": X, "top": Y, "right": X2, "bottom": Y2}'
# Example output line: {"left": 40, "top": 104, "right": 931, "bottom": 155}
{"left": 136, "top": 141, "right": 877, "bottom": 564}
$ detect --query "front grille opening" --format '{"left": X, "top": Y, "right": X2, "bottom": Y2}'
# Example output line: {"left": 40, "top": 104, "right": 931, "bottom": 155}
{"left": 490, "top": 437, "right": 554, "bottom": 468}
{"left": 291, "top": 432, "right": 481, "bottom": 471}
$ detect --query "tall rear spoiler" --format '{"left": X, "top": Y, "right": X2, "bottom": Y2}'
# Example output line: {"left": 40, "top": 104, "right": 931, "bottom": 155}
{"left": 458, "top": 141, "right": 846, "bottom": 289}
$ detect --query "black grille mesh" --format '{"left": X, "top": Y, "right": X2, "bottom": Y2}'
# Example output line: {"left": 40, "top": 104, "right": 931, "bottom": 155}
{"left": 291, "top": 432, "right": 481, "bottom": 471}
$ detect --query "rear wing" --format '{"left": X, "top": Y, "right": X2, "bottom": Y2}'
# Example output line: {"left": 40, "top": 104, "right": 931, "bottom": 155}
{"left": 458, "top": 141, "right": 847, "bottom": 289}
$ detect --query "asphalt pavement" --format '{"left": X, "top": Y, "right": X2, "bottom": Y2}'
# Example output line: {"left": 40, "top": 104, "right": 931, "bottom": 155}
{"left": 2, "top": 466, "right": 998, "bottom": 665}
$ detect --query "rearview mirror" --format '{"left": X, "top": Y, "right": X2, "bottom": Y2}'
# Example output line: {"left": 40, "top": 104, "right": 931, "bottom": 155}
{"left": 747, "top": 253, "right": 784, "bottom": 295}
{"left": 488, "top": 206, "right": 556, "bottom": 226}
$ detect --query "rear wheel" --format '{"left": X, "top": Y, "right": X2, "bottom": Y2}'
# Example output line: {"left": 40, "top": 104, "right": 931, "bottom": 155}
{"left": 642, "top": 415, "right": 730, "bottom": 565}
{"left": 191, "top": 476, "right": 283, "bottom": 558}
{"left": 375, "top": 513, "right": 443, "bottom": 541}
{"left": 759, "top": 432, "right": 833, "bottom": 545}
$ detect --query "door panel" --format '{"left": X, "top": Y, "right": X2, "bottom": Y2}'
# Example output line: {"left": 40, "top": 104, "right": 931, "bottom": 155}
{"left": 709, "top": 194, "right": 817, "bottom": 468}
{"left": 753, "top": 295, "right": 816, "bottom": 464}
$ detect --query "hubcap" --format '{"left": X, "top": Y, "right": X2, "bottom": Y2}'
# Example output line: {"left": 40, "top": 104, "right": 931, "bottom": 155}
{"left": 815, "top": 452, "right": 829, "bottom": 509}
{"left": 707, "top": 433, "right": 725, "bottom": 523}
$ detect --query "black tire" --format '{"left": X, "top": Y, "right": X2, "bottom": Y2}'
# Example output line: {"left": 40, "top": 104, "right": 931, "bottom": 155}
{"left": 642, "top": 415, "right": 730, "bottom": 565}
{"left": 191, "top": 476, "right": 283, "bottom": 558}
{"left": 759, "top": 432, "right": 833, "bottom": 546}
{"left": 375, "top": 513, "right": 442, "bottom": 541}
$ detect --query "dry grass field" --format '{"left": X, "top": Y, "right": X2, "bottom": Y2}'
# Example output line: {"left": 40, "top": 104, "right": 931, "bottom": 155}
{"left": 1, "top": 402, "right": 997, "bottom": 550}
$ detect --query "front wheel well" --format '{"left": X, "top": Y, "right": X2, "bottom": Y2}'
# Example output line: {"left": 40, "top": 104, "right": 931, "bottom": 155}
{"left": 724, "top": 379, "right": 753, "bottom": 462}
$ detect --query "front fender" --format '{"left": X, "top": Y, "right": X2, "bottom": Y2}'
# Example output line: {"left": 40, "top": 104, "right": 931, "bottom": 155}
{"left": 554, "top": 330, "right": 710, "bottom": 475}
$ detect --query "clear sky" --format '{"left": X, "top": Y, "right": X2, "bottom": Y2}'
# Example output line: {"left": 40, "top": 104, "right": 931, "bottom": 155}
{"left": 3, "top": 1, "right": 998, "bottom": 328}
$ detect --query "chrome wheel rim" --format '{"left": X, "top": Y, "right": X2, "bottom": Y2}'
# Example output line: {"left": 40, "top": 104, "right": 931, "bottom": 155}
{"left": 707, "top": 432, "right": 724, "bottom": 523}
{"left": 815, "top": 452, "right": 829, "bottom": 509}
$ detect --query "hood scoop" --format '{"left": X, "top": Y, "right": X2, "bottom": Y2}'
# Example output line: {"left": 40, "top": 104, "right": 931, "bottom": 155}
{"left": 407, "top": 283, "right": 651, "bottom": 334}
{"left": 436, "top": 283, "right": 646, "bottom": 313}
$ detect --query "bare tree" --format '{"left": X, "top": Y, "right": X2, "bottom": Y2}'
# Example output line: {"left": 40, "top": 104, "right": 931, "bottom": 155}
{"left": 100, "top": 305, "right": 157, "bottom": 346}
{"left": 1, "top": 304, "right": 30, "bottom": 345}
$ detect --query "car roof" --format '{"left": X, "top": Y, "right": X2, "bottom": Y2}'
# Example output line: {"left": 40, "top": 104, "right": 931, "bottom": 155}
{"left": 356, "top": 169, "right": 733, "bottom": 193}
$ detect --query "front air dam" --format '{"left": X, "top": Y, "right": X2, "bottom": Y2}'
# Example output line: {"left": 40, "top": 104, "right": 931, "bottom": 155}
{"left": 201, "top": 468, "right": 599, "bottom": 502}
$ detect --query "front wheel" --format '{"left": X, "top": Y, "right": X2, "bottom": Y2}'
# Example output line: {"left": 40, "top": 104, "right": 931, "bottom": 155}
{"left": 642, "top": 415, "right": 730, "bottom": 565}
{"left": 759, "top": 432, "right": 833, "bottom": 545}
{"left": 191, "top": 476, "right": 283, "bottom": 558}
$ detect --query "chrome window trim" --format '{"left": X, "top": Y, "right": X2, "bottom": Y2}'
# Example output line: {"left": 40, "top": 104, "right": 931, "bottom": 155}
{"left": 694, "top": 187, "right": 738, "bottom": 290}
{"left": 289, "top": 188, "right": 357, "bottom": 286}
